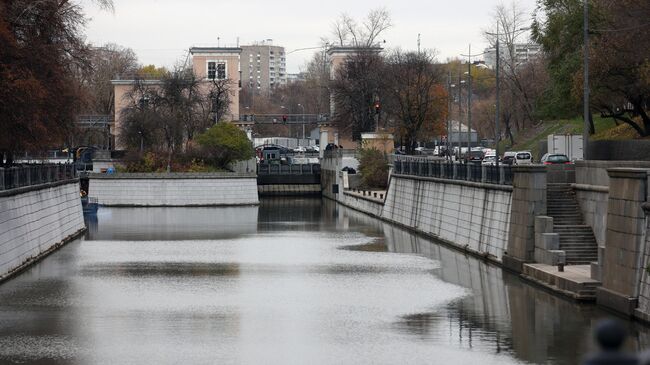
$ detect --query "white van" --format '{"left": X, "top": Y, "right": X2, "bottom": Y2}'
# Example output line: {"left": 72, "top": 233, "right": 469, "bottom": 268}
{"left": 515, "top": 151, "right": 533, "bottom": 165}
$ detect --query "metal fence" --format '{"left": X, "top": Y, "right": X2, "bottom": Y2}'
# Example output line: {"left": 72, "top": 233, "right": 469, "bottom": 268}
{"left": 392, "top": 157, "right": 513, "bottom": 186}
{"left": 257, "top": 163, "right": 321, "bottom": 175}
{"left": 0, "top": 164, "right": 77, "bottom": 191}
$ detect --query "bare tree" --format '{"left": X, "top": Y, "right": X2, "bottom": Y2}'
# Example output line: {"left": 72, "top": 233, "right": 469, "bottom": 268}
{"left": 209, "top": 78, "right": 234, "bottom": 123}
{"left": 330, "top": 8, "right": 392, "bottom": 47}
{"left": 484, "top": 1, "right": 543, "bottom": 140}
{"left": 331, "top": 50, "right": 386, "bottom": 141}
{"left": 384, "top": 50, "right": 448, "bottom": 154}
{"left": 84, "top": 44, "right": 139, "bottom": 116}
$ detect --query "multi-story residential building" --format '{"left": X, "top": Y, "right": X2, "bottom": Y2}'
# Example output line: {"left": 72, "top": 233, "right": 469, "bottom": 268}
{"left": 286, "top": 72, "right": 306, "bottom": 84}
{"left": 483, "top": 42, "right": 542, "bottom": 70}
{"left": 240, "top": 40, "right": 287, "bottom": 92}
{"left": 111, "top": 46, "right": 241, "bottom": 149}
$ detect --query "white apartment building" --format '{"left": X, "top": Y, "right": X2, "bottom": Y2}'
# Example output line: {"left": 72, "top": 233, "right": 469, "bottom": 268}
{"left": 240, "top": 39, "right": 287, "bottom": 92}
{"left": 483, "top": 43, "right": 542, "bottom": 69}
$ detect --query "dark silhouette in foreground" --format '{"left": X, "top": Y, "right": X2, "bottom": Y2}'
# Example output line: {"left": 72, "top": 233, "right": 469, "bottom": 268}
{"left": 583, "top": 319, "right": 638, "bottom": 364}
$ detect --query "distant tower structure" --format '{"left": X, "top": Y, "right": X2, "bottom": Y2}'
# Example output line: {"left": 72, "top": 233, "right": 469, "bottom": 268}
{"left": 240, "top": 39, "right": 287, "bottom": 93}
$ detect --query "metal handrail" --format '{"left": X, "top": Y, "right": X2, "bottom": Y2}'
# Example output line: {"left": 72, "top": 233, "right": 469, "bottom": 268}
{"left": 0, "top": 164, "right": 77, "bottom": 191}
{"left": 393, "top": 156, "right": 512, "bottom": 186}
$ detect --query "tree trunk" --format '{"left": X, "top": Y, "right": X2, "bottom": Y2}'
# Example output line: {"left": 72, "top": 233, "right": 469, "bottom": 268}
{"left": 588, "top": 111, "right": 595, "bottom": 135}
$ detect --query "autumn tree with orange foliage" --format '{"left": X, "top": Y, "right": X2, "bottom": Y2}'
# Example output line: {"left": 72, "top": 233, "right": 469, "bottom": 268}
{"left": 384, "top": 50, "right": 448, "bottom": 154}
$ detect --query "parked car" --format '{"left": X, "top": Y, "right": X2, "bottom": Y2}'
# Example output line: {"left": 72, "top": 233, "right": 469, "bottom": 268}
{"left": 325, "top": 143, "right": 339, "bottom": 151}
{"left": 342, "top": 166, "right": 357, "bottom": 174}
{"left": 502, "top": 151, "right": 517, "bottom": 165}
{"left": 293, "top": 146, "right": 307, "bottom": 153}
{"left": 466, "top": 149, "right": 485, "bottom": 163}
{"left": 482, "top": 155, "right": 497, "bottom": 166}
{"left": 541, "top": 153, "right": 571, "bottom": 165}
{"left": 514, "top": 151, "right": 533, "bottom": 165}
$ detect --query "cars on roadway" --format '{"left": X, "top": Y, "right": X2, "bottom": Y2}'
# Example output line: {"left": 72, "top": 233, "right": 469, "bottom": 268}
{"left": 541, "top": 153, "right": 572, "bottom": 165}
{"left": 502, "top": 151, "right": 517, "bottom": 165}
{"left": 482, "top": 155, "right": 497, "bottom": 166}
{"left": 514, "top": 151, "right": 533, "bottom": 165}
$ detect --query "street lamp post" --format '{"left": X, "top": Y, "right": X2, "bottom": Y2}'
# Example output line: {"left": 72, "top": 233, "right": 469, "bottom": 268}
{"left": 583, "top": 0, "right": 590, "bottom": 160}
{"left": 495, "top": 25, "right": 500, "bottom": 170}
{"left": 466, "top": 45, "right": 472, "bottom": 153}
{"left": 297, "top": 103, "right": 305, "bottom": 140}
{"left": 138, "top": 131, "right": 144, "bottom": 153}
{"left": 447, "top": 71, "right": 452, "bottom": 161}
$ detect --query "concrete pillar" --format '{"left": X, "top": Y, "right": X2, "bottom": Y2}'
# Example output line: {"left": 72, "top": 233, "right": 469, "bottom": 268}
{"left": 334, "top": 133, "right": 339, "bottom": 146}
{"left": 597, "top": 168, "right": 649, "bottom": 316}
{"left": 319, "top": 130, "right": 329, "bottom": 159}
{"left": 504, "top": 165, "right": 547, "bottom": 273}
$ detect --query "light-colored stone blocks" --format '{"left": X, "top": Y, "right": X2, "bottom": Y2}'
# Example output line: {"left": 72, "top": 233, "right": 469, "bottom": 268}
{"left": 0, "top": 182, "right": 84, "bottom": 280}
{"left": 89, "top": 176, "right": 259, "bottom": 206}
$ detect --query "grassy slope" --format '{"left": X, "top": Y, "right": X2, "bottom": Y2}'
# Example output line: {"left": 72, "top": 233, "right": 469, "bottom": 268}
{"left": 504, "top": 116, "right": 640, "bottom": 158}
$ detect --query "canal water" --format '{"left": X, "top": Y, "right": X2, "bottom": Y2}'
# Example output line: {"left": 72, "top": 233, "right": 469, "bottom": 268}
{"left": 0, "top": 198, "right": 649, "bottom": 364}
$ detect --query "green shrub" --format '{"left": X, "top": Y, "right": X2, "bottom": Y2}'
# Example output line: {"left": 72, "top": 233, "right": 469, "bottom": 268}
{"left": 195, "top": 123, "right": 254, "bottom": 168}
{"left": 358, "top": 148, "right": 389, "bottom": 189}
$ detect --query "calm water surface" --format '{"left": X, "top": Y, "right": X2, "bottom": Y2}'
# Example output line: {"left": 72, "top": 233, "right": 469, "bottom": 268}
{"left": 0, "top": 198, "right": 648, "bottom": 364}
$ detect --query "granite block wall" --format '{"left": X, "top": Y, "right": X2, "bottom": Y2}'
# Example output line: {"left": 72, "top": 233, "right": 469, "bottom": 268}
{"left": 89, "top": 174, "right": 259, "bottom": 206}
{"left": 0, "top": 181, "right": 84, "bottom": 280}
{"left": 382, "top": 175, "right": 513, "bottom": 261}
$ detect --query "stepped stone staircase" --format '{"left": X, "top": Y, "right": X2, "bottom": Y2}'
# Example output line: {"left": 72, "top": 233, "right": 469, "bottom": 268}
{"left": 547, "top": 184, "right": 599, "bottom": 265}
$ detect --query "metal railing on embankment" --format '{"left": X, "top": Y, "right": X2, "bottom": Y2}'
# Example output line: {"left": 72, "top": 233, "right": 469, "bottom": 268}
{"left": 257, "top": 163, "right": 321, "bottom": 175}
{"left": 392, "top": 156, "right": 513, "bottom": 186}
{"left": 0, "top": 164, "right": 77, "bottom": 191}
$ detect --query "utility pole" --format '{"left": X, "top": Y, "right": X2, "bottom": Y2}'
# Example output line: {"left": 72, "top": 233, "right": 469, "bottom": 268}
{"left": 495, "top": 23, "right": 501, "bottom": 170}
{"left": 583, "top": 0, "right": 590, "bottom": 160}
{"left": 458, "top": 68, "right": 462, "bottom": 161}
{"left": 467, "top": 44, "right": 472, "bottom": 152}
{"left": 447, "top": 71, "right": 452, "bottom": 161}
{"left": 417, "top": 33, "right": 421, "bottom": 54}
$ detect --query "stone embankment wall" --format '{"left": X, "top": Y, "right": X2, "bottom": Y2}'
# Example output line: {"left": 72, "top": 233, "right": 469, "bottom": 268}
{"left": 89, "top": 173, "right": 259, "bottom": 206}
{"left": 574, "top": 161, "right": 650, "bottom": 247}
{"left": 321, "top": 153, "right": 513, "bottom": 262}
{"left": 0, "top": 180, "right": 85, "bottom": 281}
{"left": 383, "top": 175, "right": 513, "bottom": 261}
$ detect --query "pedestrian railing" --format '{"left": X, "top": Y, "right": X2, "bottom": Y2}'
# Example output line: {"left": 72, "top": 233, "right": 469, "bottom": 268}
{"left": 257, "top": 163, "right": 321, "bottom": 175}
{"left": 392, "top": 156, "right": 513, "bottom": 186}
{"left": 0, "top": 164, "right": 77, "bottom": 191}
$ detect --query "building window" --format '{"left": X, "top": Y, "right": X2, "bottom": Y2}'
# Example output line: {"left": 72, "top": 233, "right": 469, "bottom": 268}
{"left": 207, "top": 61, "right": 226, "bottom": 80}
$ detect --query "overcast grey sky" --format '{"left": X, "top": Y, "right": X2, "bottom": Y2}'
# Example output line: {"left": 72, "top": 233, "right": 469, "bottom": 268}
{"left": 83, "top": 0, "right": 538, "bottom": 73}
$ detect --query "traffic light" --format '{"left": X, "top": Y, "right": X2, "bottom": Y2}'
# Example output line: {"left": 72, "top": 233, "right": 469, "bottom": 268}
{"left": 374, "top": 101, "right": 381, "bottom": 114}
{"left": 282, "top": 115, "right": 287, "bottom": 124}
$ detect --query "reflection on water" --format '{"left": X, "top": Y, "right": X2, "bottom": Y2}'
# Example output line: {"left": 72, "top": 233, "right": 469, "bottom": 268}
{"left": 0, "top": 197, "right": 647, "bottom": 365}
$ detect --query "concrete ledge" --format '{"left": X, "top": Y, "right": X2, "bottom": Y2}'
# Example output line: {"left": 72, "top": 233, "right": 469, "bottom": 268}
{"left": 89, "top": 172, "right": 256, "bottom": 179}
{"left": 343, "top": 190, "right": 385, "bottom": 204}
{"left": 596, "top": 287, "right": 638, "bottom": 316}
{"left": 572, "top": 183, "right": 609, "bottom": 193}
{"left": 607, "top": 168, "right": 649, "bottom": 180}
{"left": 0, "top": 178, "right": 79, "bottom": 198}
{"left": 390, "top": 173, "right": 513, "bottom": 192}
{"left": 522, "top": 264, "right": 601, "bottom": 301}
{"left": 634, "top": 308, "right": 650, "bottom": 324}
{"left": 502, "top": 254, "right": 526, "bottom": 273}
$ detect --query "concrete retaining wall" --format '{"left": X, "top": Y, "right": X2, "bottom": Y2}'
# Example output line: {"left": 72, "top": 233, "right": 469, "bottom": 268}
{"left": 341, "top": 192, "right": 384, "bottom": 218}
{"left": 89, "top": 173, "right": 259, "bottom": 206}
{"left": 382, "top": 175, "right": 512, "bottom": 261}
{"left": 0, "top": 181, "right": 85, "bottom": 281}
{"left": 571, "top": 161, "right": 649, "bottom": 250}
{"left": 574, "top": 185, "right": 609, "bottom": 247}
{"left": 258, "top": 184, "right": 321, "bottom": 196}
